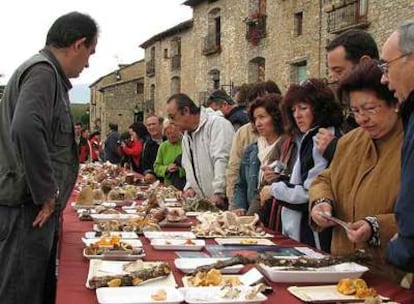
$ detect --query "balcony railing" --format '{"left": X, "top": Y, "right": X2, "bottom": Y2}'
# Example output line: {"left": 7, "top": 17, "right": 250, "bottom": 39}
{"left": 245, "top": 13, "right": 267, "bottom": 46}
{"left": 171, "top": 54, "right": 181, "bottom": 71}
{"left": 327, "top": 0, "right": 368, "bottom": 33}
{"left": 146, "top": 59, "right": 155, "bottom": 77}
{"left": 203, "top": 32, "right": 221, "bottom": 56}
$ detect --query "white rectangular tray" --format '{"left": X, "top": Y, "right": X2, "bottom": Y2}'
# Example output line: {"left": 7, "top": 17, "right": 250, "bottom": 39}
{"left": 214, "top": 238, "right": 275, "bottom": 246}
{"left": 90, "top": 214, "right": 141, "bottom": 223}
{"left": 96, "top": 286, "right": 183, "bottom": 304}
{"left": 174, "top": 258, "right": 243, "bottom": 274}
{"left": 83, "top": 248, "right": 145, "bottom": 261}
{"left": 287, "top": 285, "right": 389, "bottom": 303}
{"left": 257, "top": 262, "right": 368, "bottom": 283}
{"left": 82, "top": 238, "right": 143, "bottom": 247}
{"left": 84, "top": 231, "right": 138, "bottom": 239}
{"left": 151, "top": 239, "right": 205, "bottom": 251}
{"left": 86, "top": 260, "right": 176, "bottom": 289}
{"left": 179, "top": 286, "right": 267, "bottom": 304}
{"left": 143, "top": 231, "right": 196, "bottom": 240}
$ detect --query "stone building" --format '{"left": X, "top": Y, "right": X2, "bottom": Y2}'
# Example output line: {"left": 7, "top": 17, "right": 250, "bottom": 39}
{"left": 89, "top": 60, "right": 145, "bottom": 137}
{"left": 140, "top": 20, "right": 194, "bottom": 117}
{"left": 139, "top": 0, "right": 414, "bottom": 113}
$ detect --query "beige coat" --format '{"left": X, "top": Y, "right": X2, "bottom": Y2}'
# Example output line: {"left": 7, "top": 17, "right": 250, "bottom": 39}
{"left": 309, "top": 120, "right": 404, "bottom": 281}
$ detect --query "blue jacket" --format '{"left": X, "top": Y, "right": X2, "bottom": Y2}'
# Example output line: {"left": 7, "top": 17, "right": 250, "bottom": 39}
{"left": 233, "top": 143, "right": 260, "bottom": 211}
{"left": 387, "top": 91, "right": 414, "bottom": 272}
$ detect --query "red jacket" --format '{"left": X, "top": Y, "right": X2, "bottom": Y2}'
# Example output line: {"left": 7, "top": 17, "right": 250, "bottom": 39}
{"left": 121, "top": 139, "right": 143, "bottom": 171}
{"left": 78, "top": 139, "right": 91, "bottom": 163}
{"left": 90, "top": 135, "right": 100, "bottom": 161}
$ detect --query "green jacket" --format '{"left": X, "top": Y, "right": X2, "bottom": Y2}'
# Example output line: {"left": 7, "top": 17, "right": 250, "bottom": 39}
{"left": 154, "top": 140, "right": 185, "bottom": 186}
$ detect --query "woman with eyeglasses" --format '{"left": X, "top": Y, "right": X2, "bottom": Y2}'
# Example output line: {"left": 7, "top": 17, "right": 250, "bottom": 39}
{"left": 260, "top": 78, "right": 343, "bottom": 251}
{"left": 309, "top": 60, "right": 404, "bottom": 282}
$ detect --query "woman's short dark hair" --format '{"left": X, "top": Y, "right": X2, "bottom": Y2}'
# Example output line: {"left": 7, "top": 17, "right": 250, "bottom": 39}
{"left": 129, "top": 122, "right": 149, "bottom": 140}
{"left": 283, "top": 78, "right": 343, "bottom": 136}
{"left": 46, "top": 12, "right": 98, "bottom": 48}
{"left": 337, "top": 59, "right": 398, "bottom": 107}
{"left": 246, "top": 80, "right": 282, "bottom": 104}
{"left": 249, "top": 93, "right": 284, "bottom": 135}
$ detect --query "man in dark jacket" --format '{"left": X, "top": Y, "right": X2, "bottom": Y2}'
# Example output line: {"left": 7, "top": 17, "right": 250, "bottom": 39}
{"left": 381, "top": 20, "right": 414, "bottom": 273}
{"left": 206, "top": 89, "right": 249, "bottom": 131}
{"left": 104, "top": 123, "right": 121, "bottom": 164}
{"left": 142, "top": 115, "right": 165, "bottom": 180}
{"left": 0, "top": 12, "right": 98, "bottom": 304}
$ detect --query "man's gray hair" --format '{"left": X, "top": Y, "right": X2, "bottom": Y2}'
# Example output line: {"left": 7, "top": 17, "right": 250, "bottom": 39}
{"left": 397, "top": 19, "right": 414, "bottom": 54}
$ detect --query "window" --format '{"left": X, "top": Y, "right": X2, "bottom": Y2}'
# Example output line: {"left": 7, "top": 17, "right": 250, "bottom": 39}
{"left": 294, "top": 12, "right": 303, "bottom": 36}
{"left": 164, "top": 49, "right": 168, "bottom": 59}
{"left": 209, "top": 69, "right": 220, "bottom": 90}
{"left": 291, "top": 61, "right": 307, "bottom": 84}
{"left": 203, "top": 8, "right": 221, "bottom": 55}
{"left": 171, "top": 38, "right": 181, "bottom": 71}
{"left": 136, "top": 83, "right": 144, "bottom": 94}
{"left": 248, "top": 57, "right": 266, "bottom": 83}
{"left": 171, "top": 77, "right": 181, "bottom": 95}
{"left": 146, "top": 47, "right": 156, "bottom": 77}
{"left": 327, "top": 0, "right": 369, "bottom": 33}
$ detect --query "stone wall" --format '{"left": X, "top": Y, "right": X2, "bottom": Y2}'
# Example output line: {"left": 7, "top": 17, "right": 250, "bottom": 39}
{"left": 140, "top": 0, "right": 414, "bottom": 116}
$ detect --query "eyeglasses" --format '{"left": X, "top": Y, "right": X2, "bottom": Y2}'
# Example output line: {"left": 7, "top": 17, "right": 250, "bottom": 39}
{"left": 349, "top": 104, "right": 382, "bottom": 117}
{"left": 377, "top": 52, "right": 412, "bottom": 74}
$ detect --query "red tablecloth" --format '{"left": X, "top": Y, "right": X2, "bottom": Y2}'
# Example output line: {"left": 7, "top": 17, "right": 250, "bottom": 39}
{"left": 56, "top": 198, "right": 414, "bottom": 304}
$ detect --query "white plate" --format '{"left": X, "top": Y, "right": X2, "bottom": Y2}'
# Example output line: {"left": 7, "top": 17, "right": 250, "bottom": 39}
{"left": 257, "top": 262, "right": 369, "bottom": 283}
{"left": 214, "top": 238, "right": 275, "bottom": 246}
{"left": 196, "top": 233, "right": 273, "bottom": 239}
{"left": 96, "top": 286, "right": 183, "bottom": 304}
{"left": 287, "top": 285, "right": 390, "bottom": 303}
{"left": 84, "top": 231, "right": 138, "bottom": 239}
{"left": 144, "top": 231, "right": 196, "bottom": 240}
{"left": 83, "top": 248, "right": 145, "bottom": 260}
{"left": 174, "top": 258, "right": 243, "bottom": 274}
{"left": 82, "top": 238, "right": 143, "bottom": 247}
{"left": 90, "top": 214, "right": 141, "bottom": 223}
{"left": 86, "top": 260, "right": 176, "bottom": 289}
{"left": 151, "top": 239, "right": 205, "bottom": 251}
{"left": 179, "top": 286, "right": 267, "bottom": 304}
{"left": 185, "top": 211, "right": 202, "bottom": 217}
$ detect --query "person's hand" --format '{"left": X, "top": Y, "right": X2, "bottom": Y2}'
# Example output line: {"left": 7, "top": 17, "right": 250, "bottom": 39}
{"left": 232, "top": 208, "right": 246, "bottom": 216}
{"left": 310, "top": 202, "right": 335, "bottom": 228}
{"left": 315, "top": 128, "right": 335, "bottom": 155}
{"left": 390, "top": 233, "right": 398, "bottom": 242}
{"left": 259, "top": 185, "right": 272, "bottom": 204}
{"left": 144, "top": 172, "right": 157, "bottom": 184}
{"left": 120, "top": 142, "right": 126, "bottom": 148}
{"left": 183, "top": 188, "right": 196, "bottom": 198}
{"left": 261, "top": 166, "right": 279, "bottom": 183}
{"left": 346, "top": 220, "right": 372, "bottom": 243}
{"left": 167, "top": 163, "right": 178, "bottom": 173}
{"left": 33, "top": 197, "right": 56, "bottom": 228}
{"left": 210, "top": 194, "right": 225, "bottom": 207}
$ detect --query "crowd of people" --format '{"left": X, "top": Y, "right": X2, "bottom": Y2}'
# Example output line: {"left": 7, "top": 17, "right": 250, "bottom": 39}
{"left": 1, "top": 10, "right": 414, "bottom": 304}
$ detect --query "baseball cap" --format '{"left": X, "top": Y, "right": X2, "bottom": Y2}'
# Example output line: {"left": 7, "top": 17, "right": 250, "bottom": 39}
{"left": 208, "top": 89, "right": 235, "bottom": 105}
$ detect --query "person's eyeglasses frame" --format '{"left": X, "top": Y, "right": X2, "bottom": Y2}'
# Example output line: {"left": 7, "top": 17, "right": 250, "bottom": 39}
{"left": 349, "top": 104, "right": 383, "bottom": 117}
{"left": 377, "top": 52, "right": 413, "bottom": 74}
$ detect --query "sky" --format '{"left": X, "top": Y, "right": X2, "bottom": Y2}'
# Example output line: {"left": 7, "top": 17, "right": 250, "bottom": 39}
{"left": 0, "top": 0, "right": 192, "bottom": 88}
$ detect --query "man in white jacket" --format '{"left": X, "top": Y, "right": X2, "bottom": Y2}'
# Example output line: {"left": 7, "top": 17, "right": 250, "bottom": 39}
{"left": 166, "top": 93, "right": 235, "bottom": 208}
